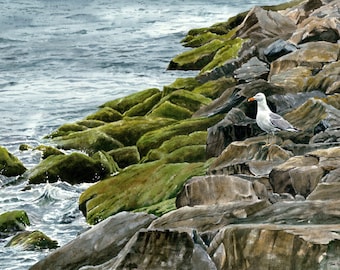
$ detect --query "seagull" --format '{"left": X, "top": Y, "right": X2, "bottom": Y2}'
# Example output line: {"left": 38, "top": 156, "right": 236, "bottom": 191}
{"left": 248, "top": 92, "right": 299, "bottom": 143}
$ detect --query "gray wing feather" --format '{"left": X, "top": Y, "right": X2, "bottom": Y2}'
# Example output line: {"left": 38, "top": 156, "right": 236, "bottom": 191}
{"left": 269, "top": 112, "right": 295, "bottom": 130}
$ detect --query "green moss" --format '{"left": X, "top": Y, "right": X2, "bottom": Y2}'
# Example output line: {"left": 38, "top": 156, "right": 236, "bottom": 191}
{"left": 86, "top": 107, "right": 123, "bottom": 122}
{"left": 0, "top": 210, "right": 30, "bottom": 233}
{"left": 201, "top": 38, "right": 244, "bottom": 73}
{"left": 0, "top": 146, "right": 27, "bottom": 177}
{"left": 145, "top": 131, "right": 207, "bottom": 162}
{"left": 34, "top": 145, "right": 64, "bottom": 159}
{"left": 192, "top": 77, "right": 236, "bottom": 99}
{"left": 47, "top": 123, "right": 87, "bottom": 138}
{"left": 164, "top": 145, "right": 207, "bottom": 163}
{"left": 53, "top": 130, "right": 124, "bottom": 154}
{"left": 76, "top": 119, "right": 105, "bottom": 129}
{"left": 168, "top": 39, "right": 226, "bottom": 70}
{"left": 147, "top": 101, "right": 192, "bottom": 120}
{"left": 52, "top": 117, "right": 175, "bottom": 154}
{"left": 163, "top": 77, "right": 201, "bottom": 96}
{"left": 28, "top": 152, "right": 109, "bottom": 185}
{"left": 108, "top": 146, "right": 140, "bottom": 168}
{"left": 124, "top": 92, "right": 162, "bottom": 117}
{"left": 137, "top": 114, "right": 223, "bottom": 157}
{"left": 91, "top": 151, "right": 120, "bottom": 175}
{"left": 101, "top": 88, "right": 161, "bottom": 114}
{"left": 6, "top": 230, "right": 58, "bottom": 250}
{"left": 134, "top": 198, "right": 177, "bottom": 216}
{"left": 79, "top": 161, "right": 207, "bottom": 224}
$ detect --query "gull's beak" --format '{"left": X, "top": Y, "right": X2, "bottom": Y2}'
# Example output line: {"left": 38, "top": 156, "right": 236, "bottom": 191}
{"left": 248, "top": 97, "right": 255, "bottom": 102}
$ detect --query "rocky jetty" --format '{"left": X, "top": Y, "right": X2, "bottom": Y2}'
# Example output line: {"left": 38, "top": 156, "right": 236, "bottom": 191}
{"left": 18, "top": 0, "right": 340, "bottom": 269}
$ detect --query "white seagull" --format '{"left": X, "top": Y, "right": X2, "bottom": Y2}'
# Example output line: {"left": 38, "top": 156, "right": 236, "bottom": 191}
{"left": 248, "top": 92, "right": 299, "bottom": 143}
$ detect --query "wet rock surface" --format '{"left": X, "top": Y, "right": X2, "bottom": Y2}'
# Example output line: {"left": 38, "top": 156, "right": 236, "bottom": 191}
{"left": 28, "top": 0, "right": 340, "bottom": 269}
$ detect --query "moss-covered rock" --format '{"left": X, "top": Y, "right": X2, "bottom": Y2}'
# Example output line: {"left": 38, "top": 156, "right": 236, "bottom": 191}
{"left": 192, "top": 77, "right": 236, "bottom": 99}
{"left": 108, "top": 146, "right": 140, "bottom": 168}
{"left": 101, "top": 88, "right": 161, "bottom": 114}
{"left": 200, "top": 38, "right": 245, "bottom": 73}
{"left": 0, "top": 210, "right": 30, "bottom": 235}
{"left": 163, "top": 77, "right": 201, "bottom": 95}
{"left": 47, "top": 123, "right": 88, "bottom": 138}
{"left": 6, "top": 230, "right": 58, "bottom": 250}
{"left": 137, "top": 115, "right": 223, "bottom": 157}
{"left": 28, "top": 152, "right": 111, "bottom": 185}
{"left": 147, "top": 101, "right": 193, "bottom": 120}
{"left": 52, "top": 117, "right": 175, "bottom": 154}
{"left": 34, "top": 145, "right": 64, "bottom": 159}
{"left": 144, "top": 131, "right": 207, "bottom": 162}
{"left": 79, "top": 160, "right": 208, "bottom": 224}
{"left": 134, "top": 198, "right": 177, "bottom": 217}
{"left": 0, "top": 146, "right": 26, "bottom": 177}
{"left": 53, "top": 130, "right": 124, "bottom": 154}
{"left": 76, "top": 119, "right": 106, "bottom": 129}
{"left": 85, "top": 107, "right": 123, "bottom": 122}
{"left": 123, "top": 91, "right": 162, "bottom": 117}
{"left": 91, "top": 151, "right": 120, "bottom": 175}
{"left": 168, "top": 39, "right": 227, "bottom": 70}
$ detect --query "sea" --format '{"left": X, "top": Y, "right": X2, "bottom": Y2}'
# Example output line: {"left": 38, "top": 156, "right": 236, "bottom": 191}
{"left": 0, "top": 1, "right": 287, "bottom": 269}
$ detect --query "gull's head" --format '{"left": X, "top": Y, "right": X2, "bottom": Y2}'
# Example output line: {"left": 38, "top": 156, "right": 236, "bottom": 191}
{"left": 248, "top": 92, "right": 266, "bottom": 103}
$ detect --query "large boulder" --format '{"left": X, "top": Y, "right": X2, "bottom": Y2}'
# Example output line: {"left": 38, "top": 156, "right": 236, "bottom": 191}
{"left": 270, "top": 147, "right": 340, "bottom": 197}
{"left": 78, "top": 160, "right": 209, "bottom": 224}
{"left": 28, "top": 152, "right": 115, "bottom": 185}
{"left": 0, "top": 146, "right": 26, "bottom": 177}
{"left": 30, "top": 212, "right": 156, "bottom": 270}
{"left": 208, "top": 223, "right": 340, "bottom": 270}
{"left": 81, "top": 228, "right": 217, "bottom": 270}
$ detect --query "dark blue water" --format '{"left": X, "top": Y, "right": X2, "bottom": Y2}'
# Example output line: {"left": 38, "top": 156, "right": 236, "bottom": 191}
{"left": 0, "top": 1, "right": 287, "bottom": 269}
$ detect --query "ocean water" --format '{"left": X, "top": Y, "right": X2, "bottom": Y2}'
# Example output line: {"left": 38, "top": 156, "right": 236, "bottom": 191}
{"left": 0, "top": 0, "right": 287, "bottom": 269}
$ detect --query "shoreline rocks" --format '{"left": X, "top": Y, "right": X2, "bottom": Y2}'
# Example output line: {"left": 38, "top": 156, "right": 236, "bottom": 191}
{"left": 25, "top": 0, "right": 340, "bottom": 269}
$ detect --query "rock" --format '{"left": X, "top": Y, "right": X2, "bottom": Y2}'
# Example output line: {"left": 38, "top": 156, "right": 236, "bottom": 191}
{"left": 0, "top": 210, "right": 30, "bottom": 236}
{"left": 234, "top": 6, "right": 296, "bottom": 43}
{"left": 136, "top": 115, "right": 222, "bottom": 157}
{"left": 123, "top": 91, "right": 161, "bottom": 117}
{"left": 78, "top": 160, "right": 208, "bottom": 224}
{"left": 270, "top": 147, "right": 340, "bottom": 197}
{"left": 208, "top": 137, "right": 293, "bottom": 175}
{"left": 200, "top": 38, "right": 245, "bottom": 73}
{"left": 148, "top": 89, "right": 211, "bottom": 119}
{"left": 192, "top": 77, "right": 236, "bottom": 99}
{"left": 101, "top": 88, "right": 161, "bottom": 114}
{"left": 263, "top": 39, "right": 298, "bottom": 62}
{"left": 290, "top": 16, "right": 340, "bottom": 44}
{"left": 29, "top": 212, "right": 156, "bottom": 270}
{"left": 307, "top": 182, "right": 340, "bottom": 201}
{"left": 163, "top": 77, "right": 201, "bottom": 95}
{"left": 208, "top": 223, "right": 340, "bottom": 270}
{"left": 306, "top": 61, "right": 340, "bottom": 94}
{"left": 176, "top": 175, "right": 259, "bottom": 208}
{"left": 108, "top": 146, "right": 140, "bottom": 168}
{"left": 85, "top": 107, "right": 122, "bottom": 122}
{"left": 279, "top": 0, "right": 323, "bottom": 24}
{"left": 28, "top": 152, "right": 111, "bottom": 185}
{"left": 34, "top": 145, "right": 64, "bottom": 159}
{"left": 233, "top": 57, "right": 269, "bottom": 83}
{"left": 144, "top": 131, "right": 207, "bottom": 162}
{"left": 206, "top": 109, "right": 258, "bottom": 158}
{"left": 6, "top": 230, "right": 58, "bottom": 251}
{"left": 151, "top": 200, "right": 270, "bottom": 233}
{"left": 91, "top": 151, "right": 120, "bottom": 175}
{"left": 168, "top": 39, "right": 227, "bottom": 70}
{"left": 0, "top": 146, "right": 27, "bottom": 177}
{"left": 269, "top": 41, "right": 340, "bottom": 80}
{"left": 52, "top": 117, "right": 175, "bottom": 155}
{"left": 80, "top": 229, "right": 217, "bottom": 270}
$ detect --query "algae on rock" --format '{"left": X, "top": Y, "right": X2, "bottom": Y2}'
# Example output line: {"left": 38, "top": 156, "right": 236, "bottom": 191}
{"left": 0, "top": 146, "right": 27, "bottom": 177}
